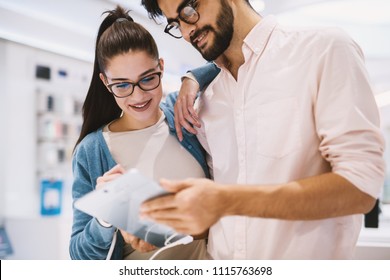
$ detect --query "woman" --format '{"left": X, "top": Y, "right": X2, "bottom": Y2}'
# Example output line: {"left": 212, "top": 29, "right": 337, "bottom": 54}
{"left": 69, "top": 6, "right": 218, "bottom": 260}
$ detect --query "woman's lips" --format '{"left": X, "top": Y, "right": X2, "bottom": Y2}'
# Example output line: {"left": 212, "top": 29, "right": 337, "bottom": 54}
{"left": 128, "top": 99, "right": 152, "bottom": 112}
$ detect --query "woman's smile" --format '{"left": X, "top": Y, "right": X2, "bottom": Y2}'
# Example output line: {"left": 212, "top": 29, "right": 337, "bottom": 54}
{"left": 128, "top": 99, "right": 152, "bottom": 112}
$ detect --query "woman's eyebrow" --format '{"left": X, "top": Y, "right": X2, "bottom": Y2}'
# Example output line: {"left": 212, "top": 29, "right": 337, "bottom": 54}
{"left": 109, "top": 67, "right": 157, "bottom": 81}
{"left": 138, "top": 67, "right": 157, "bottom": 77}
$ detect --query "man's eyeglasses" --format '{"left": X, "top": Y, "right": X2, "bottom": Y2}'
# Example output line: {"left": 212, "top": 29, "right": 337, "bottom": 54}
{"left": 106, "top": 72, "right": 162, "bottom": 98}
{"left": 164, "top": 0, "right": 200, "bottom": 39}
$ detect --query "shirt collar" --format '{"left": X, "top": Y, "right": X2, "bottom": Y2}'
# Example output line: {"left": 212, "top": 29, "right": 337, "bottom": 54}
{"left": 213, "top": 15, "right": 278, "bottom": 70}
{"left": 243, "top": 15, "right": 278, "bottom": 56}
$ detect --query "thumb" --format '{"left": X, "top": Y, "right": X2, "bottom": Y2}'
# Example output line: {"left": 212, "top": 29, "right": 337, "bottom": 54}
{"left": 112, "top": 164, "right": 126, "bottom": 174}
{"left": 159, "top": 178, "right": 191, "bottom": 193}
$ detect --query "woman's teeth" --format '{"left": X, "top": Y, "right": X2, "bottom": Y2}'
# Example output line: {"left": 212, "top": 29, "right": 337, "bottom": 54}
{"left": 132, "top": 101, "right": 149, "bottom": 108}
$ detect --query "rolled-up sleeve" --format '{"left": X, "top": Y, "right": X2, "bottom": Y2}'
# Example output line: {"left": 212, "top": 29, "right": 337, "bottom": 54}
{"left": 315, "top": 29, "right": 385, "bottom": 198}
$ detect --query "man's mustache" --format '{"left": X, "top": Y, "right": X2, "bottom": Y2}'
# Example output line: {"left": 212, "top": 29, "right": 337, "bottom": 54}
{"left": 190, "top": 25, "right": 214, "bottom": 46}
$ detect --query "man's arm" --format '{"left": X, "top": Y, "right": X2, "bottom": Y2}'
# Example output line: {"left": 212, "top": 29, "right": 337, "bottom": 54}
{"left": 140, "top": 173, "right": 376, "bottom": 235}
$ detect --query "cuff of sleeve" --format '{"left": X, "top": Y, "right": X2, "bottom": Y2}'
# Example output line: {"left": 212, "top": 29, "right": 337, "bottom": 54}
{"left": 181, "top": 72, "right": 199, "bottom": 85}
{"left": 96, "top": 218, "right": 112, "bottom": 228}
{"left": 88, "top": 218, "right": 116, "bottom": 243}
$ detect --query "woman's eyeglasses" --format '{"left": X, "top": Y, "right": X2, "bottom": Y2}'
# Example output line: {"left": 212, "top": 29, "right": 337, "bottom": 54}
{"left": 106, "top": 72, "right": 162, "bottom": 98}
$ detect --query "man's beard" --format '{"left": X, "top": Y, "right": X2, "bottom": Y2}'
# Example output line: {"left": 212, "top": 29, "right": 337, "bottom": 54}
{"left": 190, "top": 1, "right": 234, "bottom": 61}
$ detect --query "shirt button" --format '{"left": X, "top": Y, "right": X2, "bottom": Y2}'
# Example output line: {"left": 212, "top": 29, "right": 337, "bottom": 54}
{"left": 188, "top": 145, "right": 192, "bottom": 149}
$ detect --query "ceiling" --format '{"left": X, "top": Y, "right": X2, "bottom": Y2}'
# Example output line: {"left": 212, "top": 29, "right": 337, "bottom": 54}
{"left": 0, "top": 0, "right": 206, "bottom": 75}
{"left": 0, "top": 0, "right": 389, "bottom": 91}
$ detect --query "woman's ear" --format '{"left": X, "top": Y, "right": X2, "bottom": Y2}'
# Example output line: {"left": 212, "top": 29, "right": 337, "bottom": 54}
{"left": 99, "top": 73, "right": 112, "bottom": 94}
{"left": 159, "top": 58, "right": 165, "bottom": 77}
{"left": 99, "top": 73, "right": 108, "bottom": 89}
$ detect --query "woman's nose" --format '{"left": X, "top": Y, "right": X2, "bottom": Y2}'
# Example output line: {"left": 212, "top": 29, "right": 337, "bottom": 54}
{"left": 129, "top": 85, "right": 145, "bottom": 99}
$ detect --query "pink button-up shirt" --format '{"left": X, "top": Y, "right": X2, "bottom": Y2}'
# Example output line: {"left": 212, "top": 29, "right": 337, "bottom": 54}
{"left": 195, "top": 16, "right": 385, "bottom": 259}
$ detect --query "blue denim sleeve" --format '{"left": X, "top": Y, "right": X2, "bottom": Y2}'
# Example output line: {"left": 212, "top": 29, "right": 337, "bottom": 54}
{"left": 189, "top": 62, "right": 220, "bottom": 91}
{"left": 163, "top": 62, "right": 220, "bottom": 115}
{"left": 69, "top": 142, "right": 123, "bottom": 260}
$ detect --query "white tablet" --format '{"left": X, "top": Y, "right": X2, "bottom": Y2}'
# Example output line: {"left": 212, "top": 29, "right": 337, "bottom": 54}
{"left": 74, "top": 168, "right": 190, "bottom": 248}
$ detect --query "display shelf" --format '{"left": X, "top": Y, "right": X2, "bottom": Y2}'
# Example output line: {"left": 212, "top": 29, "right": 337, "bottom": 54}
{"left": 33, "top": 61, "right": 89, "bottom": 218}
{"left": 355, "top": 204, "right": 390, "bottom": 259}
{"left": 359, "top": 204, "right": 390, "bottom": 243}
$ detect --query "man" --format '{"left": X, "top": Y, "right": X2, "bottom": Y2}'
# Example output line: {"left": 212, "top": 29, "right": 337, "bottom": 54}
{"left": 140, "top": 0, "right": 385, "bottom": 259}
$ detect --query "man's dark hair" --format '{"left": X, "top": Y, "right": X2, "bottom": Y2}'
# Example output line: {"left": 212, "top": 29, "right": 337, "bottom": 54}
{"left": 141, "top": 0, "right": 253, "bottom": 20}
{"left": 141, "top": 0, "right": 163, "bottom": 20}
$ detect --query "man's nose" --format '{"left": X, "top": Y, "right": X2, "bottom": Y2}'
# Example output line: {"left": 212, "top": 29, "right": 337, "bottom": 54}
{"left": 181, "top": 21, "right": 196, "bottom": 42}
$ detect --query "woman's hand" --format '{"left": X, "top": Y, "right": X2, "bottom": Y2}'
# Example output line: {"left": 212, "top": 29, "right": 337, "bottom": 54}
{"left": 95, "top": 164, "right": 126, "bottom": 227}
{"left": 174, "top": 77, "right": 201, "bottom": 141}
{"left": 96, "top": 164, "right": 126, "bottom": 189}
{"left": 120, "top": 230, "right": 157, "bottom": 253}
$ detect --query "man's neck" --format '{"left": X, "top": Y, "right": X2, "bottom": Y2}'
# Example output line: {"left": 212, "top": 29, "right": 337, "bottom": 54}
{"left": 216, "top": 3, "right": 262, "bottom": 80}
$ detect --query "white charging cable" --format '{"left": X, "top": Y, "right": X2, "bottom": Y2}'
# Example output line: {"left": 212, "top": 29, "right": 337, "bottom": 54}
{"left": 106, "top": 227, "right": 194, "bottom": 260}
{"left": 106, "top": 228, "right": 118, "bottom": 260}
{"left": 145, "top": 225, "right": 194, "bottom": 260}
{"left": 149, "top": 235, "right": 194, "bottom": 260}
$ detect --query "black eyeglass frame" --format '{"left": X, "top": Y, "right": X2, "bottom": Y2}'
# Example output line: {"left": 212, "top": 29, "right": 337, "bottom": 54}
{"left": 164, "top": 0, "right": 200, "bottom": 39}
{"left": 106, "top": 72, "right": 162, "bottom": 98}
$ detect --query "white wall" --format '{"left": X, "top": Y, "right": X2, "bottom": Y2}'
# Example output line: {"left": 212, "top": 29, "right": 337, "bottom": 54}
{"left": 0, "top": 39, "right": 6, "bottom": 224}
{"left": 2, "top": 41, "right": 39, "bottom": 218}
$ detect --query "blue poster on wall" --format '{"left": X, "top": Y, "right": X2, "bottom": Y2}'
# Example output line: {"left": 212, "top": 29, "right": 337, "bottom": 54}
{"left": 0, "top": 227, "right": 13, "bottom": 258}
{"left": 40, "top": 179, "right": 63, "bottom": 216}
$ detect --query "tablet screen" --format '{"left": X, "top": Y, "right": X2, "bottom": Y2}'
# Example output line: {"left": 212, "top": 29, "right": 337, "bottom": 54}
{"left": 74, "top": 168, "right": 190, "bottom": 247}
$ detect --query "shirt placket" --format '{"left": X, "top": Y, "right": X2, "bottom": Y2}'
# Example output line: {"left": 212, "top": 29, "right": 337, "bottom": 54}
{"left": 233, "top": 74, "right": 247, "bottom": 259}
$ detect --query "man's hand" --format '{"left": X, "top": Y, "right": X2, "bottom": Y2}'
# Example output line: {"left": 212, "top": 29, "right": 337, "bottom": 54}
{"left": 140, "top": 178, "right": 226, "bottom": 235}
{"left": 120, "top": 230, "right": 157, "bottom": 253}
{"left": 174, "top": 77, "right": 201, "bottom": 141}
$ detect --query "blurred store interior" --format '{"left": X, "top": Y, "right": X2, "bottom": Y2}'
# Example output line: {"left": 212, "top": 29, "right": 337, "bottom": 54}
{"left": 0, "top": 0, "right": 389, "bottom": 259}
